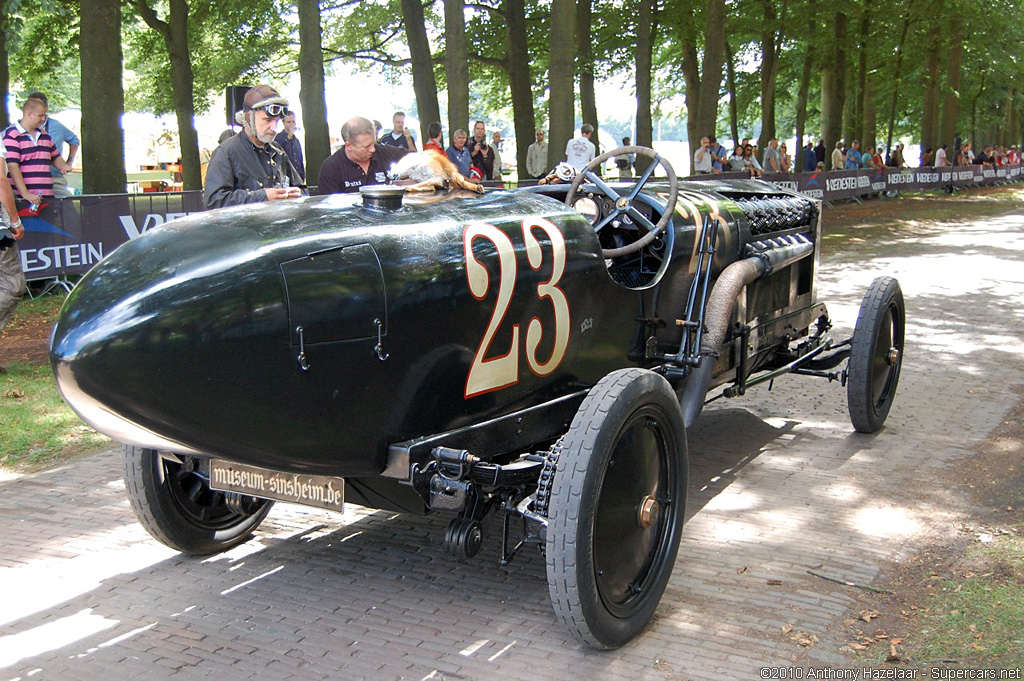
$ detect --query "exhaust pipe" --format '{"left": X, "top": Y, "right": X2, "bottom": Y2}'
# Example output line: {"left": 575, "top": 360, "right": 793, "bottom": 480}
{"left": 679, "top": 235, "right": 814, "bottom": 427}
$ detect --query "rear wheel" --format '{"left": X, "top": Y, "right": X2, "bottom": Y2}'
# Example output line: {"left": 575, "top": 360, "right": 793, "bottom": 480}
{"left": 847, "top": 277, "right": 905, "bottom": 433}
{"left": 123, "top": 445, "right": 273, "bottom": 555}
{"left": 546, "top": 369, "right": 687, "bottom": 649}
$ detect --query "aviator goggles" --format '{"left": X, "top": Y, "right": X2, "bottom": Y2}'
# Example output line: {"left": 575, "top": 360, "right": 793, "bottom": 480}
{"left": 257, "top": 103, "right": 289, "bottom": 118}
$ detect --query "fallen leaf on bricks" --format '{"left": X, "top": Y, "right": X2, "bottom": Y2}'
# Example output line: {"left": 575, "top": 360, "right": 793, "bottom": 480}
{"left": 781, "top": 624, "right": 793, "bottom": 634}
{"left": 789, "top": 631, "right": 818, "bottom": 648}
{"left": 860, "top": 610, "right": 879, "bottom": 622}
{"left": 796, "top": 633, "right": 818, "bottom": 648}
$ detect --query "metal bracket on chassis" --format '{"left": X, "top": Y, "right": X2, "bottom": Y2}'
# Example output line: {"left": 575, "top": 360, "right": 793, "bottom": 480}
{"left": 723, "top": 316, "right": 853, "bottom": 398}
{"left": 398, "top": 445, "right": 553, "bottom": 562}
{"left": 790, "top": 337, "right": 853, "bottom": 385}
{"left": 497, "top": 436, "right": 560, "bottom": 565}
{"left": 498, "top": 493, "right": 548, "bottom": 566}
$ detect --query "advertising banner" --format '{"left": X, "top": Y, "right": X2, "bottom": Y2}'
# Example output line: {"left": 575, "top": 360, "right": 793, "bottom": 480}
{"left": 764, "top": 169, "right": 872, "bottom": 200}
{"left": 763, "top": 164, "right": 1019, "bottom": 202}
{"left": 19, "top": 191, "right": 204, "bottom": 281}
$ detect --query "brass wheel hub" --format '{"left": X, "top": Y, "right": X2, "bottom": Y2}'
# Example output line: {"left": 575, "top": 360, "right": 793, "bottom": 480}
{"left": 637, "top": 495, "right": 659, "bottom": 529}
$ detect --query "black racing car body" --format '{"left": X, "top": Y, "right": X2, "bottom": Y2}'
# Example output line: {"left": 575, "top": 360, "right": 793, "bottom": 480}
{"left": 50, "top": 152, "right": 903, "bottom": 649}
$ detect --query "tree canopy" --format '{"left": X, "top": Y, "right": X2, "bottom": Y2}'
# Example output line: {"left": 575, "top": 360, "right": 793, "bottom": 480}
{"left": 1, "top": 0, "right": 1021, "bottom": 190}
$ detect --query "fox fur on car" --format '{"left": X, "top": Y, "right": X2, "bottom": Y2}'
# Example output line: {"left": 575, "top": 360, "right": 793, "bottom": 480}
{"left": 390, "top": 150, "right": 485, "bottom": 194}
{"left": 537, "top": 162, "right": 578, "bottom": 185}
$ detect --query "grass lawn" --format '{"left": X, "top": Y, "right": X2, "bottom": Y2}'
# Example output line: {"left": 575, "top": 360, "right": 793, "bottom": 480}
{"left": 1, "top": 360, "right": 112, "bottom": 471}
{"left": 1, "top": 293, "right": 113, "bottom": 472}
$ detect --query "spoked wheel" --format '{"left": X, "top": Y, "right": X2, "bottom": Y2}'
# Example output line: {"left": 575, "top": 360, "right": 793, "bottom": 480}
{"left": 123, "top": 445, "right": 273, "bottom": 555}
{"left": 546, "top": 369, "right": 687, "bottom": 649}
{"left": 847, "top": 277, "right": 905, "bottom": 433}
{"left": 565, "top": 146, "right": 678, "bottom": 258}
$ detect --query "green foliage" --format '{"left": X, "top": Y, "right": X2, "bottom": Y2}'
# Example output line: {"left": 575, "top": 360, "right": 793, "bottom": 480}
{"left": 123, "top": 0, "right": 292, "bottom": 115}
{"left": 320, "top": 0, "right": 407, "bottom": 71}
{"left": 6, "top": 0, "right": 80, "bottom": 108}
{"left": 2, "top": 0, "right": 1023, "bottom": 151}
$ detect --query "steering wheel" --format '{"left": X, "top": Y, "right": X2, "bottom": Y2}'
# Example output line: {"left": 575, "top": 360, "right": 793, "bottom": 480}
{"left": 565, "top": 145, "right": 678, "bottom": 257}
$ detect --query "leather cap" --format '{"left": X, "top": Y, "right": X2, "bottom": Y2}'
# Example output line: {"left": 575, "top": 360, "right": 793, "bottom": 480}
{"left": 243, "top": 85, "right": 288, "bottom": 111}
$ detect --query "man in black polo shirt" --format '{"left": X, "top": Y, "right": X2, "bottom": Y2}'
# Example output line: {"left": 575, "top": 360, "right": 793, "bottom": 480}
{"left": 317, "top": 117, "right": 409, "bottom": 194}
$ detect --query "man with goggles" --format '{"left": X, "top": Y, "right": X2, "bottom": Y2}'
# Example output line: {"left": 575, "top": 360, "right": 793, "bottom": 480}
{"left": 204, "top": 84, "right": 305, "bottom": 209}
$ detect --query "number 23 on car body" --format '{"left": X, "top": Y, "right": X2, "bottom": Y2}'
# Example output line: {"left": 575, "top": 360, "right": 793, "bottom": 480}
{"left": 463, "top": 217, "right": 571, "bottom": 398}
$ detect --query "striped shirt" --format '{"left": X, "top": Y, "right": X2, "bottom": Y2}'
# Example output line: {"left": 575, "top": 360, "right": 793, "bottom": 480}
{"left": 3, "top": 122, "right": 58, "bottom": 197}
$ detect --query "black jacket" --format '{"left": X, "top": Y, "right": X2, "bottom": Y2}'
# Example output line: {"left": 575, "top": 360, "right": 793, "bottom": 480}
{"left": 204, "top": 132, "right": 304, "bottom": 209}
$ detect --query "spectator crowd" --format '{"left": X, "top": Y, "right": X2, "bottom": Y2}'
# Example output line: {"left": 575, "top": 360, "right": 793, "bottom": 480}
{"left": 694, "top": 134, "right": 1023, "bottom": 180}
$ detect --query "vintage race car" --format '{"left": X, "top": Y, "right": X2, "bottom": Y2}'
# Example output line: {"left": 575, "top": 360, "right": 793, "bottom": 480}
{"left": 50, "top": 147, "right": 905, "bottom": 649}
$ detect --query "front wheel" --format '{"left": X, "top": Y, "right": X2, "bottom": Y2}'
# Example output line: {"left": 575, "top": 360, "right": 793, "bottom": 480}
{"left": 847, "top": 277, "right": 905, "bottom": 433}
{"left": 123, "top": 446, "right": 273, "bottom": 555}
{"left": 546, "top": 369, "right": 687, "bottom": 648}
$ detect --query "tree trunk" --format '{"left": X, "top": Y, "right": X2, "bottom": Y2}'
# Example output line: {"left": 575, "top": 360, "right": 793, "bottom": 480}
{"left": 725, "top": 39, "right": 739, "bottom": 146}
{"left": 795, "top": 34, "right": 813, "bottom": 149}
{"left": 757, "top": 0, "right": 780, "bottom": 150}
{"left": 132, "top": 0, "right": 201, "bottom": 189}
{"left": 577, "top": 0, "right": 598, "bottom": 154}
{"left": 444, "top": 0, "right": 469, "bottom": 136}
{"left": 938, "top": 24, "right": 962, "bottom": 150}
{"left": 0, "top": 27, "right": 8, "bottom": 130}
{"left": 1002, "top": 89, "right": 1014, "bottom": 148}
{"left": 883, "top": 12, "right": 912, "bottom": 157}
{"left": 862, "top": 79, "right": 876, "bottom": 152}
{"left": 165, "top": 0, "right": 201, "bottom": 190}
{"left": 842, "top": 59, "right": 856, "bottom": 147}
{"left": 696, "top": 0, "right": 726, "bottom": 142}
{"left": 547, "top": 0, "right": 576, "bottom": 169}
{"left": 505, "top": 0, "right": 535, "bottom": 174}
{"left": 680, "top": 39, "right": 700, "bottom": 158}
{"left": 81, "top": 0, "right": 127, "bottom": 194}
{"left": 820, "top": 11, "right": 847, "bottom": 149}
{"left": 854, "top": 0, "right": 870, "bottom": 145}
{"left": 635, "top": 0, "right": 654, "bottom": 173}
{"left": 920, "top": 35, "right": 941, "bottom": 153}
{"left": 402, "top": 0, "right": 441, "bottom": 146}
{"left": 298, "top": 0, "right": 330, "bottom": 187}
{"left": 967, "top": 76, "right": 985, "bottom": 148}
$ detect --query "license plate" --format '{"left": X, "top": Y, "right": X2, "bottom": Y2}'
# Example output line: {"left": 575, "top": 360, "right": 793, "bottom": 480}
{"left": 208, "top": 460, "right": 345, "bottom": 513}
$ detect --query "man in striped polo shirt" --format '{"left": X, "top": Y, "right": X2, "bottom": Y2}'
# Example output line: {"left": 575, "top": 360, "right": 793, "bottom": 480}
{"left": 3, "top": 96, "right": 70, "bottom": 210}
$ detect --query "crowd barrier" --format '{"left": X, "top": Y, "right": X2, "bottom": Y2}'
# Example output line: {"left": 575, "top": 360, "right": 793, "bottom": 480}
{"left": 760, "top": 164, "right": 1022, "bottom": 201}
{"left": 16, "top": 164, "right": 1023, "bottom": 281}
{"left": 18, "top": 191, "right": 205, "bottom": 282}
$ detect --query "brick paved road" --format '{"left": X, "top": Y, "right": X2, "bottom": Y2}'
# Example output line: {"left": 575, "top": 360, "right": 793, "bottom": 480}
{"left": 2, "top": 210, "right": 1023, "bottom": 680}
